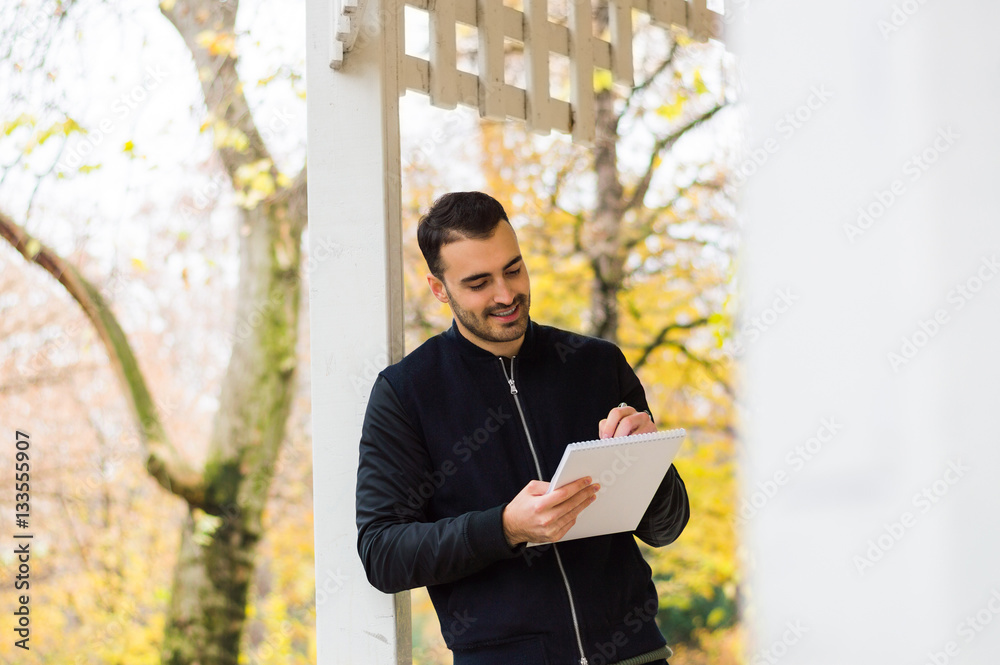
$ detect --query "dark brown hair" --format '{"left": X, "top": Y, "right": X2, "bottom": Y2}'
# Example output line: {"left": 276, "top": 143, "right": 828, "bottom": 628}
{"left": 417, "top": 192, "right": 509, "bottom": 278}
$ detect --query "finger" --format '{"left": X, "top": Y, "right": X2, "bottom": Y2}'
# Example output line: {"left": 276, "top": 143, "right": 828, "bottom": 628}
{"left": 550, "top": 483, "right": 599, "bottom": 521}
{"left": 613, "top": 411, "right": 656, "bottom": 438}
{"left": 551, "top": 489, "right": 599, "bottom": 537}
{"left": 525, "top": 479, "right": 550, "bottom": 495}
{"left": 548, "top": 476, "right": 592, "bottom": 504}
{"left": 600, "top": 411, "right": 621, "bottom": 438}
{"left": 612, "top": 413, "right": 641, "bottom": 438}
{"left": 602, "top": 406, "right": 637, "bottom": 438}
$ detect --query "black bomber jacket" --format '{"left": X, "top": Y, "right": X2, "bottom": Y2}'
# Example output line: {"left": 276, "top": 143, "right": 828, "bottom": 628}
{"left": 356, "top": 319, "right": 690, "bottom": 665}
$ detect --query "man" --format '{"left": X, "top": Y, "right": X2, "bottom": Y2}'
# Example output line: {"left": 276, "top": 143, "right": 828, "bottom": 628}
{"left": 356, "top": 191, "right": 689, "bottom": 665}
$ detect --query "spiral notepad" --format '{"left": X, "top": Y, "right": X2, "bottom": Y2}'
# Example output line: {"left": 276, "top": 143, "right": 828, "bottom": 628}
{"left": 528, "top": 428, "right": 686, "bottom": 545}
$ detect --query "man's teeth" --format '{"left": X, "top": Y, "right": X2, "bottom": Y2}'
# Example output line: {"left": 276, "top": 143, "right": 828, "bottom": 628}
{"left": 493, "top": 305, "right": 517, "bottom": 316}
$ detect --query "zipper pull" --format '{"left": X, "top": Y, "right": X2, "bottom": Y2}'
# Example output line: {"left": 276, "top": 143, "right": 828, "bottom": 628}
{"left": 579, "top": 657, "right": 589, "bottom": 665}
{"left": 500, "top": 357, "right": 518, "bottom": 394}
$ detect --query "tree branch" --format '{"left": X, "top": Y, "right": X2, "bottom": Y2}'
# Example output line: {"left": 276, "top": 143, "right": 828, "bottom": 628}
{"left": 0, "top": 363, "right": 103, "bottom": 393}
{"left": 624, "top": 40, "right": 680, "bottom": 110}
{"left": 160, "top": 0, "right": 308, "bottom": 232}
{"left": 0, "top": 209, "right": 206, "bottom": 506}
{"left": 663, "top": 339, "right": 734, "bottom": 399}
{"left": 631, "top": 318, "right": 710, "bottom": 371}
{"left": 630, "top": 320, "right": 734, "bottom": 398}
{"left": 625, "top": 103, "right": 727, "bottom": 213}
{"left": 623, "top": 180, "right": 707, "bottom": 250}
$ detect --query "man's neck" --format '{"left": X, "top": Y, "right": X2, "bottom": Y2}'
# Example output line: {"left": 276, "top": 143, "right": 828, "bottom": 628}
{"left": 453, "top": 320, "right": 525, "bottom": 357}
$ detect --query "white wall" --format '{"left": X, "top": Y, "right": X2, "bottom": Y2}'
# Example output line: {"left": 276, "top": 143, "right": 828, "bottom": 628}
{"left": 734, "top": 2, "right": 1000, "bottom": 663}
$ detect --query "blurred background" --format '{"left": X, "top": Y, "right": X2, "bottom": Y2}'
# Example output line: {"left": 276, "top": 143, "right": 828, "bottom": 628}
{"left": 0, "top": 1, "right": 742, "bottom": 663}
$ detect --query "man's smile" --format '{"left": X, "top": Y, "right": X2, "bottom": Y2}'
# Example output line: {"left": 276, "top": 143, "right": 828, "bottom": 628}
{"left": 490, "top": 303, "right": 520, "bottom": 320}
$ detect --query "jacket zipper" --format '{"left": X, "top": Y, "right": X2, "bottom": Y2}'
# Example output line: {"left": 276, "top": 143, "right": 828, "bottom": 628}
{"left": 500, "top": 356, "right": 590, "bottom": 665}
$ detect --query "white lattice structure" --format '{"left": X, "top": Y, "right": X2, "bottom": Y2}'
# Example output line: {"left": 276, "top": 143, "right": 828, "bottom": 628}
{"left": 306, "top": 1, "right": 722, "bottom": 663}
{"left": 332, "top": 0, "right": 722, "bottom": 142}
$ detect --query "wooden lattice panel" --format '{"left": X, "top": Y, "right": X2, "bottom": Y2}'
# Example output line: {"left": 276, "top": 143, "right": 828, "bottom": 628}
{"left": 332, "top": 0, "right": 723, "bottom": 145}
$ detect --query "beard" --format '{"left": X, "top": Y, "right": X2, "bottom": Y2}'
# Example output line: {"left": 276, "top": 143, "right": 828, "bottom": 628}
{"left": 446, "top": 289, "right": 531, "bottom": 345}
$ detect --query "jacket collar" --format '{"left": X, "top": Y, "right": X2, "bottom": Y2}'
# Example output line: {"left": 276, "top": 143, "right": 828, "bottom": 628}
{"left": 442, "top": 318, "right": 539, "bottom": 360}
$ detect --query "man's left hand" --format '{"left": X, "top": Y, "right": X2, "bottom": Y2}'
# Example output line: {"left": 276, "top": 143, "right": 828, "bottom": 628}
{"left": 599, "top": 404, "right": 655, "bottom": 439}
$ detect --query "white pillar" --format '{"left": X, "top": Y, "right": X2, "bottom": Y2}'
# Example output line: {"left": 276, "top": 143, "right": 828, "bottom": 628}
{"left": 735, "top": 2, "right": 1000, "bottom": 663}
{"left": 306, "top": 0, "right": 408, "bottom": 663}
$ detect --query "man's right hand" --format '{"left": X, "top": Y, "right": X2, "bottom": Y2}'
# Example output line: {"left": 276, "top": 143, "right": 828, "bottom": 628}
{"left": 501, "top": 477, "right": 600, "bottom": 547}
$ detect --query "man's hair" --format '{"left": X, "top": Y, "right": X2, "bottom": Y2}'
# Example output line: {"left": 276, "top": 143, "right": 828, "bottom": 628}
{"left": 417, "top": 191, "right": 509, "bottom": 279}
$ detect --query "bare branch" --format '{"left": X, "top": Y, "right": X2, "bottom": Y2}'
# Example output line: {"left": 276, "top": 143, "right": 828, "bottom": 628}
{"left": 625, "top": 40, "right": 680, "bottom": 109}
{"left": 625, "top": 103, "right": 727, "bottom": 213}
{"left": 159, "top": 1, "right": 263, "bottom": 179}
{"left": 662, "top": 339, "right": 735, "bottom": 399}
{"left": 0, "top": 363, "right": 103, "bottom": 393}
{"left": 631, "top": 320, "right": 734, "bottom": 398}
{"left": 0, "top": 209, "right": 207, "bottom": 507}
{"left": 25, "top": 135, "right": 69, "bottom": 220}
{"left": 630, "top": 318, "right": 710, "bottom": 371}
{"left": 623, "top": 180, "right": 707, "bottom": 250}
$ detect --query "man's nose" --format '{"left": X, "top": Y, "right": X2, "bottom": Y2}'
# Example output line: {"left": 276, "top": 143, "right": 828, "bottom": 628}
{"left": 493, "top": 279, "right": 514, "bottom": 304}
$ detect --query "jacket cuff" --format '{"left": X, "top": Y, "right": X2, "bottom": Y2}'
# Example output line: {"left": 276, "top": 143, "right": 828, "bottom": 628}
{"left": 467, "top": 503, "right": 524, "bottom": 562}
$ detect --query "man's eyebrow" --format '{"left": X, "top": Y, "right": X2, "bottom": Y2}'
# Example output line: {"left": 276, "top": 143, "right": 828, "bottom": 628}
{"left": 459, "top": 255, "right": 523, "bottom": 284}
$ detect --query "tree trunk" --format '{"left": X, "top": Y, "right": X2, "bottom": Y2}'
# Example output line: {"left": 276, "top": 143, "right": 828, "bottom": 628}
{"left": 159, "top": 190, "right": 303, "bottom": 664}
{"left": 585, "top": 3, "right": 627, "bottom": 343}
{"left": 161, "top": 511, "right": 258, "bottom": 664}
{"left": 153, "top": 0, "right": 307, "bottom": 659}
{"left": 589, "top": 84, "right": 626, "bottom": 343}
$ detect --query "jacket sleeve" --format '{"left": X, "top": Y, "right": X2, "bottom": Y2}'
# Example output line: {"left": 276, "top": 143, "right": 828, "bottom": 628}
{"left": 356, "top": 375, "right": 524, "bottom": 594}
{"left": 633, "top": 464, "right": 690, "bottom": 547}
{"left": 615, "top": 347, "right": 691, "bottom": 548}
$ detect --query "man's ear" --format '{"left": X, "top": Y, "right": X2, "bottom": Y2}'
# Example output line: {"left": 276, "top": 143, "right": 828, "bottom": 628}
{"left": 427, "top": 274, "right": 449, "bottom": 303}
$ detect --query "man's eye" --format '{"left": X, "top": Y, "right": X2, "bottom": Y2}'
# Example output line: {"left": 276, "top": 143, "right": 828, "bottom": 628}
{"left": 469, "top": 283, "right": 486, "bottom": 291}
{"left": 506, "top": 268, "right": 521, "bottom": 277}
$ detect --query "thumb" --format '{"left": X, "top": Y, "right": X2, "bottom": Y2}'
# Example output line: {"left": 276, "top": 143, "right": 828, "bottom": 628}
{"left": 525, "top": 479, "right": 550, "bottom": 495}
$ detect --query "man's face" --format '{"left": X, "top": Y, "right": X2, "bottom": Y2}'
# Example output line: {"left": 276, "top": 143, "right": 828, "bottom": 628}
{"left": 428, "top": 221, "right": 531, "bottom": 355}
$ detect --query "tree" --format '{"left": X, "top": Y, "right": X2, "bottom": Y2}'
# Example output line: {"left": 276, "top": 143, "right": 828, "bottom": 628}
{"left": 1, "top": 0, "right": 307, "bottom": 662}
